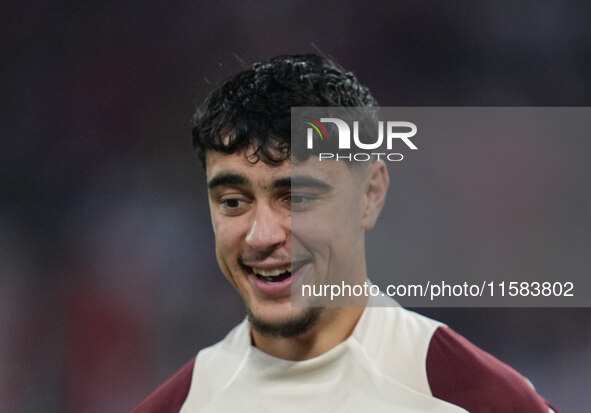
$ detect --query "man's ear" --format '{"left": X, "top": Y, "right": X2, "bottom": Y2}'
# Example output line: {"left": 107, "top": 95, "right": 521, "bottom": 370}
{"left": 361, "top": 161, "right": 389, "bottom": 229}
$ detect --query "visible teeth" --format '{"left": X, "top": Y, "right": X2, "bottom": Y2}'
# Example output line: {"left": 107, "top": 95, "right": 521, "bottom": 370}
{"left": 252, "top": 265, "right": 292, "bottom": 277}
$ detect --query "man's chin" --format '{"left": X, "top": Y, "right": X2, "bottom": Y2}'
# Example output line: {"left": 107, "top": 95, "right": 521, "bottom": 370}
{"left": 247, "top": 306, "right": 322, "bottom": 338}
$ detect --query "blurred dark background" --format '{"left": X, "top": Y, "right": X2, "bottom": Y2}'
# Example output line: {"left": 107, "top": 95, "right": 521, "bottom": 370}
{"left": 1, "top": 1, "right": 590, "bottom": 412}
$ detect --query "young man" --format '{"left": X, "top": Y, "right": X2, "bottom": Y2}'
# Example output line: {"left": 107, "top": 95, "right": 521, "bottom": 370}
{"left": 132, "top": 55, "right": 558, "bottom": 412}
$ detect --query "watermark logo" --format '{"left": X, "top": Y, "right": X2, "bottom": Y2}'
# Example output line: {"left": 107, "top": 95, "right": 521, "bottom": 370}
{"left": 305, "top": 118, "right": 329, "bottom": 142}
{"left": 304, "top": 117, "right": 418, "bottom": 162}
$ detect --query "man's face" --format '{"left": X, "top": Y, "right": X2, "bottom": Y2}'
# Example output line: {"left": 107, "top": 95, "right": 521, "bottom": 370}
{"left": 206, "top": 150, "right": 385, "bottom": 336}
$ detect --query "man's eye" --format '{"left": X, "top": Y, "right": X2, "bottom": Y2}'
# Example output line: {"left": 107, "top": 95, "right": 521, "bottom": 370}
{"left": 221, "top": 199, "right": 243, "bottom": 209}
{"left": 290, "top": 195, "right": 307, "bottom": 204}
{"left": 287, "top": 194, "right": 315, "bottom": 210}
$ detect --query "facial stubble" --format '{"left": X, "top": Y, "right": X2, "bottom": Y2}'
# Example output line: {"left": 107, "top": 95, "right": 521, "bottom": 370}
{"left": 247, "top": 305, "right": 322, "bottom": 338}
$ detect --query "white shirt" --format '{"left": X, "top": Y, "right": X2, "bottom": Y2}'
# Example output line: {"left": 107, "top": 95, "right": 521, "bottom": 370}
{"left": 180, "top": 296, "right": 467, "bottom": 413}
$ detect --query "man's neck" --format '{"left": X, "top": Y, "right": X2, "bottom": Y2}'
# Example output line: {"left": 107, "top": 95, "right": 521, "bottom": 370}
{"left": 250, "top": 306, "right": 365, "bottom": 361}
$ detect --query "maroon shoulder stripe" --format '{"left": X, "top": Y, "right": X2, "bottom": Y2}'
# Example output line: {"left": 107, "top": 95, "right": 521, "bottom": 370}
{"left": 426, "top": 327, "right": 558, "bottom": 413}
{"left": 130, "top": 358, "right": 195, "bottom": 413}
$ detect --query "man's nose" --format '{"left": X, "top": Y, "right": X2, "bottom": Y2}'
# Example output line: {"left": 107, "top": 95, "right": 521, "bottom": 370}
{"left": 245, "top": 204, "right": 288, "bottom": 252}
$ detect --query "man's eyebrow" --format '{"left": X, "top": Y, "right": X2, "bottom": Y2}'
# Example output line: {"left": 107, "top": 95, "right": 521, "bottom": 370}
{"left": 207, "top": 173, "right": 250, "bottom": 190}
{"left": 272, "top": 176, "right": 332, "bottom": 190}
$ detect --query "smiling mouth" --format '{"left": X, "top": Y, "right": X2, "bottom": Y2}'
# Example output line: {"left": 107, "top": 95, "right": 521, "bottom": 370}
{"left": 241, "top": 262, "right": 309, "bottom": 283}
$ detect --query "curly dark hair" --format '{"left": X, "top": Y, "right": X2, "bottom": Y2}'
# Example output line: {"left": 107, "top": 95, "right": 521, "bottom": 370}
{"left": 191, "top": 54, "right": 377, "bottom": 168}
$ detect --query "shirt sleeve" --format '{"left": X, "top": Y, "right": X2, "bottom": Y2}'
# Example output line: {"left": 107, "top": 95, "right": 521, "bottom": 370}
{"left": 426, "top": 326, "right": 559, "bottom": 413}
{"left": 130, "top": 358, "right": 195, "bottom": 413}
